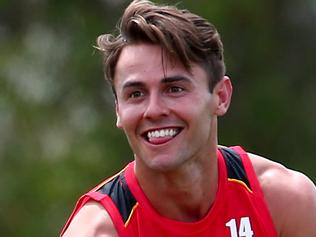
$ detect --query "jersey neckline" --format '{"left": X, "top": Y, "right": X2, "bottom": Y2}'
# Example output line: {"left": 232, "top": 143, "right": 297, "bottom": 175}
{"left": 124, "top": 150, "right": 228, "bottom": 234}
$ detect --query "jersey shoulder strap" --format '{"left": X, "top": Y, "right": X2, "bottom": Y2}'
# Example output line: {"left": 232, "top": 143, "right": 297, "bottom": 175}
{"left": 59, "top": 164, "right": 137, "bottom": 237}
{"left": 219, "top": 145, "right": 268, "bottom": 196}
{"left": 219, "top": 146, "right": 253, "bottom": 192}
{"left": 96, "top": 169, "right": 137, "bottom": 224}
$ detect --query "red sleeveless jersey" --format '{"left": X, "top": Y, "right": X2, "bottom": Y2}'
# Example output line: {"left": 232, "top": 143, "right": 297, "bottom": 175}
{"left": 60, "top": 146, "right": 278, "bottom": 237}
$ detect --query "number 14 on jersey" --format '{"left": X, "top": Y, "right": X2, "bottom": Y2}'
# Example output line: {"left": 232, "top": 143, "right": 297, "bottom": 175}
{"left": 225, "top": 217, "right": 254, "bottom": 237}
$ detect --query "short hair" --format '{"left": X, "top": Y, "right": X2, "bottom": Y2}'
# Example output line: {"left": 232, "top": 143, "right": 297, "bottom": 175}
{"left": 96, "top": 0, "right": 225, "bottom": 94}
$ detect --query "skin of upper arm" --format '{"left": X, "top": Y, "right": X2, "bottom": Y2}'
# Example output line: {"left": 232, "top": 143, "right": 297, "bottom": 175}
{"left": 62, "top": 202, "right": 119, "bottom": 237}
{"left": 249, "top": 153, "right": 316, "bottom": 237}
{"left": 279, "top": 171, "right": 316, "bottom": 237}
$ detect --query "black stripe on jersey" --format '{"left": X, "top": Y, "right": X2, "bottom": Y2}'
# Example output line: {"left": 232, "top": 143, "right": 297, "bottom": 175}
{"left": 97, "top": 171, "right": 137, "bottom": 223}
{"left": 220, "top": 147, "right": 252, "bottom": 191}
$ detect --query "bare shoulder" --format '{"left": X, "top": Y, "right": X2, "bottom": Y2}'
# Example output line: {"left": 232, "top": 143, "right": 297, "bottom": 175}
{"left": 248, "top": 153, "right": 316, "bottom": 237}
{"left": 62, "top": 201, "right": 118, "bottom": 237}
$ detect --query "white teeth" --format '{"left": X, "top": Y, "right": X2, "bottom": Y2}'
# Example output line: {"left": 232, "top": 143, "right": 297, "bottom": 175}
{"left": 147, "top": 129, "right": 178, "bottom": 139}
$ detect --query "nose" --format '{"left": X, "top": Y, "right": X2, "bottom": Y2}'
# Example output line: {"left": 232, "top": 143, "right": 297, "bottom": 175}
{"left": 143, "top": 93, "right": 169, "bottom": 120}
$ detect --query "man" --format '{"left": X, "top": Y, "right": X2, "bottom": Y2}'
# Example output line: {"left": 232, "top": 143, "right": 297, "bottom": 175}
{"left": 60, "top": 0, "right": 316, "bottom": 236}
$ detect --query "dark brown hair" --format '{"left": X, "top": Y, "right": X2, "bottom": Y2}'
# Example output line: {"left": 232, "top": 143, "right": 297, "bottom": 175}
{"left": 96, "top": 0, "right": 225, "bottom": 94}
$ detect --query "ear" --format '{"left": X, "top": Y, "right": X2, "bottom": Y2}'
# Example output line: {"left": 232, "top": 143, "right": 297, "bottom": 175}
{"left": 214, "top": 76, "right": 233, "bottom": 116}
{"left": 115, "top": 101, "right": 122, "bottom": 128}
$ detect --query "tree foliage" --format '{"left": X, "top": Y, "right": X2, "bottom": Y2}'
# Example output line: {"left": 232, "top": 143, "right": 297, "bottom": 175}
{"left": 0, "top": 0, "right": 315, "bottom": 236}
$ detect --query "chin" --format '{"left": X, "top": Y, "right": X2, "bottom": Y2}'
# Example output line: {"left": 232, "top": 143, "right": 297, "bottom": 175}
{"left": 141, "top": 155, "right": 186, "bottom": 173}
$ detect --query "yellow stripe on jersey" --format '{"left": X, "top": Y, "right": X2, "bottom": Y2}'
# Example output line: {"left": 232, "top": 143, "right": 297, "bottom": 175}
{"left": 228, "top": 178, "right": 253, "bottom": 193}
{"left": 124, "top": 202, "right": 139, "bottom": 227}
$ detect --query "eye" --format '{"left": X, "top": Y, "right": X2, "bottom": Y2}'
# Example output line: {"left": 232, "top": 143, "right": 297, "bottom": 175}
{"left": 129, "top": 91, "right": 144, "bottom": 98}
{"left": 167, "top": 86, "right": 184, "bottom": 93}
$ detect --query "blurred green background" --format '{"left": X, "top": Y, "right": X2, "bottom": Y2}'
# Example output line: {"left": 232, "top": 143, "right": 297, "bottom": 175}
{"left": 0, "top": 0, "right": 315, "bottom": 236}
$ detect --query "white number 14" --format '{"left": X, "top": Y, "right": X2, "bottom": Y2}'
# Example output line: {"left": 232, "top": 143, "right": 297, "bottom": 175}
{"left": 225, "top": 217, "right": 254, "bottom": 237}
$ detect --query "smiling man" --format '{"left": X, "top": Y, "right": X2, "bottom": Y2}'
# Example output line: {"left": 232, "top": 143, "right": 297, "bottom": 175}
{"left": 60, "top": 1, "right": 316, "bottom": 236}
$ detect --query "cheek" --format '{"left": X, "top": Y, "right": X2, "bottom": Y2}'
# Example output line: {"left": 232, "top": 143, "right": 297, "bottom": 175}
{"left": 118, "top": 107, "right": 141, "bottom": 130}
{"left": 189, "top": 103, "right": 213, "bottom": 131}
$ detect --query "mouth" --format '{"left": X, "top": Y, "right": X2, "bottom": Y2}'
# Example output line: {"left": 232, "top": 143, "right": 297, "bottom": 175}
{"left": 143, "top": 127, "right": 182, "bottom": 145}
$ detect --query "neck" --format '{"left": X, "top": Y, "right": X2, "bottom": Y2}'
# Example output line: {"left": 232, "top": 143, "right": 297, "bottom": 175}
{"left": 135, "top": 147, "right": 219, "bottom": 222}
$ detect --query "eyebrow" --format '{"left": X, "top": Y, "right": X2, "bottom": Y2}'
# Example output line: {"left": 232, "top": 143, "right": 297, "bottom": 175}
{"left": 121, "top": 75, "right": 192, "bottom": 90}
{"left": 161, "top": 75, "right": 192, "bottom": 84}
{"left": 122, "top": 81, "right": 145, "bottom": 90}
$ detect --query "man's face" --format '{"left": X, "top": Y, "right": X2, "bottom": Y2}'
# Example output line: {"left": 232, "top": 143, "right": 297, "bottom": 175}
{"left": 114, "top": 43, "right": 229, "bottom": 172}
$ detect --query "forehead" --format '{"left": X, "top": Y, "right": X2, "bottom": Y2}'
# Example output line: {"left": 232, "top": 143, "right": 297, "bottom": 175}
{"left": 115, "top": 44, "right": 184, "bottom": 80}
{"left": 114, "top": 43, "right": 208, "bottom": 90}
{"left": 115, "top": 43, "right": 182, "bottom": 74}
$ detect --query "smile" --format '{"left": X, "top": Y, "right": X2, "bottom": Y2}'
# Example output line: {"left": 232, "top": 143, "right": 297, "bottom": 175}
{"left": 145, "top": 128, "right": 181, "bottom": 144}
